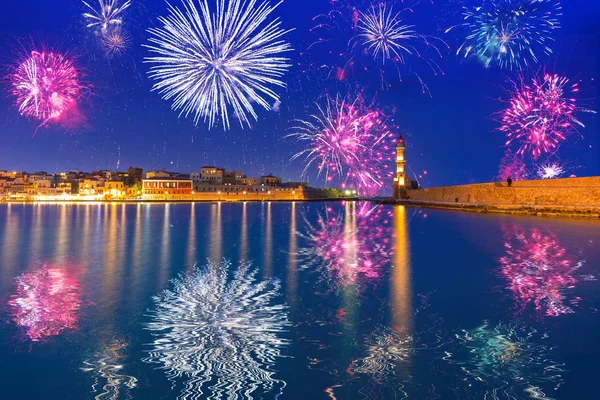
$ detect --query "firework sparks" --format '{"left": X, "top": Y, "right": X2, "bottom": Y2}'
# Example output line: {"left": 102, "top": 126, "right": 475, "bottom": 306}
{"left": 537, "top": 162, "right": 564, "bottom": 179}
{"left": 82, "top": 0, "right": 131, "bottom": 32}
{"left": 143, "top": 260, "right": 290, "bottom": 399}
{"left": 356, "top": 3, "right": 419, "bottom": 65}
{"left": 11, "top": 50, "right": 85, "bottom": 131}
{"left": 145, "top": 0, "right": 293, "bottom": 130}
{"left": 499, "top": 73, "right": 593, "bottom": 158}
{"left": 288, "top": 94, "right": 395, "bottom": 197}
{"left": 446, "top": 0, "right": 561, "bottom": 69}
{"left": 297, "top": 203, "right": 393, "bottom": 289}
{"left": 101, "top": 28, "right": 130, "bottom": 57}
{"left": 8, "top": 266, "right": 82, "bottom": 341}
{"left": 500, "top": 226, "right": 583, "bottom": 316}
{"left": 309, "top": 1, "right": 446, "bottom": 93}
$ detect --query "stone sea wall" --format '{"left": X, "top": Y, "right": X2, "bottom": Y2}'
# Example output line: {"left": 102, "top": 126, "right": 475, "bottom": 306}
{"left": 405, "top": 177, "right": 600, "bottom": 206}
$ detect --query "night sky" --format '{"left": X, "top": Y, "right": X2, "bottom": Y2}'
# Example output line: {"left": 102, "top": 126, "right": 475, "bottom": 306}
{"left": 0, "top": 0, "right": 598, "bottom": 191}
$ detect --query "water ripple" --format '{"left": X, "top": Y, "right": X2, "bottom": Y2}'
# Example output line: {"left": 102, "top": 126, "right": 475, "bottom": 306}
{"left": 143, "top": 260, "right": 291, "bottom": 400}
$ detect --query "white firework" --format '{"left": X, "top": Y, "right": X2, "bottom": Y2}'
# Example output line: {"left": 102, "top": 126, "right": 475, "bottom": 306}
{"left": 537, "top": 162, "right": 564, "bottom": 179}
{"left": 143, "top": 260, "right": 290, "bottom": 399}
{"left": 82, "top": 0, "right": 132, "bottom": 32}
{"left": 356, "top": 3, "right": 419, "bottom": 65}
{"left": 145, "top": 0, "right": 293, "bottom": 130}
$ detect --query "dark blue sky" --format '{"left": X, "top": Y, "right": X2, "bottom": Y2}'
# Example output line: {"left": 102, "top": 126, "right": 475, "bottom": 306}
{"left": 0, "top": 0, "right": 598, "bottom": 190}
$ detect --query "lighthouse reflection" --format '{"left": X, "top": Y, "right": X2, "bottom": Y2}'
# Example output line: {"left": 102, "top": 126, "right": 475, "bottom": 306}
{"left": 349, "top": 205, "right": 414, "bottom": 388}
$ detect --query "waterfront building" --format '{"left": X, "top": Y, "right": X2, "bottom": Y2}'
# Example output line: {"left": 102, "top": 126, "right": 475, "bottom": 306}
{"left": 200, "top": 166, "right": 224, "bottom": 184}
{"left": 261, "top": 174, "right": 282, "bottom": 186}
{"left": 142, "top": 178, "right": 193, "bottom": 197}
{"left": 392, "top": 135, "right": 407, "bottom": 200}
{"left": 126, "top": 167, "right": 144, "bottom": 183}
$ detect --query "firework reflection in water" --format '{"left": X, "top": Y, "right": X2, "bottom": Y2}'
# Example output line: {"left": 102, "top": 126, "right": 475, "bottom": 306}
{"left": 350, "top": 327, "right": 412, "bottom": 381}
{"left": 297, "top": 203, "right": 392, "bottom": 290}
{"left": 81, "top": 339, "right": 138, "bottom": 400}
{"left": 500, "top": 226, "right": 583, "bottom": 317}
{"left": 8, "top": 266, "right": 82, "bottom": 341}
{"left": 445, "top": 320, "right": 564, "bottom": 399}
{"left": 144, "top": 260, "right": 290, "bottom": 399}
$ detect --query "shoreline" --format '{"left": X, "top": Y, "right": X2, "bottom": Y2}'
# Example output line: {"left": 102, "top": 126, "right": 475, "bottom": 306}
{"left": 377, "top": 199, "right": 600, "bottom": 219}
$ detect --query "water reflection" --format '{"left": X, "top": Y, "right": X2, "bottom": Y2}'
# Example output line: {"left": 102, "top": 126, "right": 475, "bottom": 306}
{"left": 348, "top": 206, "right": 414, "bottom": 393}
{"left": 81, "top": 338, "right": 138, "bottom": 400}
{"left": 500, "top": 226, "right": 584, "bottom": 316}
{"left": 143, "top": 260, "right": 290, "bottom": 399}
{"left": 297, "top": 202, "right": 393, "bottom": 290}
{"left": 8, "top": 265, "right": 82, "bottom": 341}
{"left": 445, "top": 320, "right": 564, "bottom": 399}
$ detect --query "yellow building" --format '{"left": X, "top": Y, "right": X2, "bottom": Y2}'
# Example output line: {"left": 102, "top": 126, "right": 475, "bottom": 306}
{"left": 392, "top": 135, "right": 407, "bottom": 200}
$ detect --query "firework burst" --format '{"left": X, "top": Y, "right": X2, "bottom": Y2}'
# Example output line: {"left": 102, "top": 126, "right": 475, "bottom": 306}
{"left": 356, "top": 3, "right": 420, "bottom": 65}
{"left": 309, "top": 1, "right": 446, "bottom": 93}
{"left": 11, "top": 49, "right": 86, "bottom": 132}
{"left": 446, "top": 0, "right": 561, "bottom": 69}
{"left": 289, "top": 94, "right": 395, "bottom": 197}
{"left": 499, "top": 73, "right": 593, "bottom": 158}
{"left": 101, "top": 28, "right": 130, "bottom": 57}
{"left": 145, "top": 0, "right": 293, "bottom": 130}
{"left": 537, "top": 162, "right": 564, "bottom": 179}
{"left": 82, "top": 0, "right": 131, "bottom": 32}
{"left": 143, "top": 260, "right": 290, "bottom": 399}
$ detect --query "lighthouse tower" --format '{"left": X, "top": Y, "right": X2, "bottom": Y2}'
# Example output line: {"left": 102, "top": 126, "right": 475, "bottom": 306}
{"left": 392, "top": 135, "right": 407, "bottom": 200}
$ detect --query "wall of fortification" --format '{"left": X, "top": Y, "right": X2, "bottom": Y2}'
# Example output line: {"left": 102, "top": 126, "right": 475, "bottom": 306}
{"left": 406, "top": 177, "right": 600, "bottom": 206}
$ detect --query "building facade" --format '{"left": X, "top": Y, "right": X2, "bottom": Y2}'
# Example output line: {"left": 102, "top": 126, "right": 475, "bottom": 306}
{"left": 142, "top": 178, "right": 193, "bottom": 197}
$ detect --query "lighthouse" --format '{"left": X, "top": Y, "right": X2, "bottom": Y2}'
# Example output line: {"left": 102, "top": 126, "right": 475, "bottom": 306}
{"left": 392, "top": 135, "right": 407, "bottom": 200}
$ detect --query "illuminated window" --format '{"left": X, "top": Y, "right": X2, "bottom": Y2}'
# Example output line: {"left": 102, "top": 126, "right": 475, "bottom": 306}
{"left": 397, "top": 167, "right": 404, "bottom": 173}
{"left": 397, "top": 156, "right": 404, "bottom": 161}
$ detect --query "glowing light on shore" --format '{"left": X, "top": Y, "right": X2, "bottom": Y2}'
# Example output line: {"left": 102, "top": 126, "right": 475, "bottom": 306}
{"left": 144, "top": 260, "right": 290, "bottom": 398}
{"left": 145, "top": 0, "right": 293, "bottom": 130}
{"left": 9, "top": 266, "right": 82, "bottom": 341}
{"left": 289, "top": 94, "right": 395, "bottom": 197}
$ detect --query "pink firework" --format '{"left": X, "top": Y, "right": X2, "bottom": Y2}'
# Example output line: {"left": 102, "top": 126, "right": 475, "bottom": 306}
{"left": 8, "top": 266, "right": 82, "bottom": 341}
{"left": 289, "top": 94, "right": 395, "bottom": 197}
{"left": 11, "top": 50, "right": 85, "bottom": 131}
{"left": 497, "top": 149, "right": 529, "bottom": 182}
{"left": 298, "top": 203, "right": 393, "bottom": 289}
{"left": 499, "top": 226, "right": 582, "bottom": 317}
{"left": 499, "top": 73, "right": 593, "bottom": 158}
